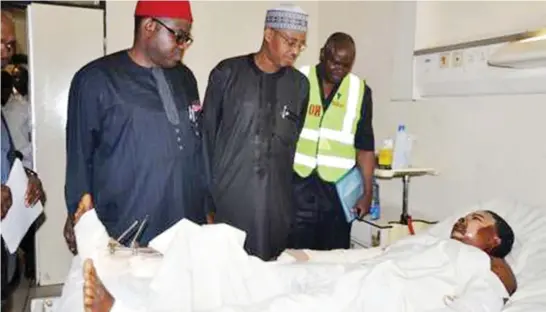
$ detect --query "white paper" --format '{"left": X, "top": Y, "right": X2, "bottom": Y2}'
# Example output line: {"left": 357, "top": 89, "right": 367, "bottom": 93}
{"left": 0, "top": 159, "right": 43, "bottom": 253}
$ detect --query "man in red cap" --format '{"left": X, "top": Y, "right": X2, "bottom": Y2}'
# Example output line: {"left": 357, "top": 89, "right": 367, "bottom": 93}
{"left": 202, "top": 4, "right": 310, "bottom": 261}
{"left": 64, "top": 0, "right": 206, "bottom": 254}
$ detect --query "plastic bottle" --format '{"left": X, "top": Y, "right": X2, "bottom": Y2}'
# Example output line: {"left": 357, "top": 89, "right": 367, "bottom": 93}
{"left": 370, "top": 177, "right": 380, "bottom": 220}
{"left": 392, "top": 124, "right": 409, "bottom": 170}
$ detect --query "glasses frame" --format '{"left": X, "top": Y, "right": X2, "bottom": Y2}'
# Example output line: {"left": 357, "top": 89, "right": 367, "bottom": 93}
{"left": 275, "top": 30, "right": 307, "bottom": 52}
{"left": 152, "top": 18, "right": 194, "bottom": 46}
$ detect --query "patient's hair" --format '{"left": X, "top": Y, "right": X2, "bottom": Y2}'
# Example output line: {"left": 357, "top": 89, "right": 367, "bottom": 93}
{"left": 486, "top": 210, "right": 515, "bottom": 258}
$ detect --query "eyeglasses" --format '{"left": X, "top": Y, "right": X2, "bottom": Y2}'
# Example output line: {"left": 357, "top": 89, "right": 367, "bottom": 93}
{"left": 152, "top": 18, "right": 194, "bottom": 46}
{"left": 275, "top": 31, "right": 306, "bottom": 52}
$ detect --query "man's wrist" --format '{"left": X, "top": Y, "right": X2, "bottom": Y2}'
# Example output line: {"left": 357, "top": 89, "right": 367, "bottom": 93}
{"left": 363, "top": 183, "right": 373, "bottom": 197}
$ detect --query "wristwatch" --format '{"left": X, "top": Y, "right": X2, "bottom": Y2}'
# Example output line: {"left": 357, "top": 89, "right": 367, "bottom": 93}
{"left": 24, "top": 167, "right": 38, "bottom": 177}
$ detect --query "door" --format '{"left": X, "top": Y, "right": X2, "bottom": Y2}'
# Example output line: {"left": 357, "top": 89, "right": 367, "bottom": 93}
{"left": 27, "top": 2, "right": 104, "bottom": 285}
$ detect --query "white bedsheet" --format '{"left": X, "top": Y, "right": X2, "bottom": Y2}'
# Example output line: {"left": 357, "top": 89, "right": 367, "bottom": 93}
{"left": 55, "top": 209, "right": 507, "bottom": 312}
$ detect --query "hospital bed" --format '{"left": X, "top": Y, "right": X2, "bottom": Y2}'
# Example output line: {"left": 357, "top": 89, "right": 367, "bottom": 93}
{"left": 30, "top": 199, "right": 546, "bottom": 312}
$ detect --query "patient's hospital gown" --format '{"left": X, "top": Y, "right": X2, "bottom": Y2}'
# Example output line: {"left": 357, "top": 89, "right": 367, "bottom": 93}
{"left": 56, "top": 210, "right": 509, "bottom": 312}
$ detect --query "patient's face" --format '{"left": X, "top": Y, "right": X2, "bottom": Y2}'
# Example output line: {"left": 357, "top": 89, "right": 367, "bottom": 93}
{"left": 450, "top": 210, "right": 501, "bottom": 254}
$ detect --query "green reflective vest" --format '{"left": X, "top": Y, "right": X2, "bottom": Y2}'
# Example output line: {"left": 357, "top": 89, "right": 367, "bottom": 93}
{"left": 294, "top": 65, "right": 365, "bottom": 183}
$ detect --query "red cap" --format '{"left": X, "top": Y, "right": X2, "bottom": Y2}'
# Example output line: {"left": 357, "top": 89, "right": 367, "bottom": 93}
{"left": 135, "top": 0, "right": 193, "bottom": 23}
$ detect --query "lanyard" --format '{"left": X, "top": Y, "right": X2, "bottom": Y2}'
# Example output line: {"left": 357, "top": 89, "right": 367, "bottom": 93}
{"left": 1, "top": 112, "right": 16, "bottom": 161}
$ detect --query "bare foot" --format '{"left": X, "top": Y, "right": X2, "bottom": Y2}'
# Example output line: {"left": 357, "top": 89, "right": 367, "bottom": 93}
{"left": 83, "top": 258, "right": 114, "bottom": 312}
{"left": 74, "top": 194, "right": 94, "bottom": 224}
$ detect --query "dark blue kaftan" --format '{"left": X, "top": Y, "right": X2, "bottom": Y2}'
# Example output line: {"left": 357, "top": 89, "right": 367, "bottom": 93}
{"left": 65, "top": 51, "right": 206, "bottom": 245}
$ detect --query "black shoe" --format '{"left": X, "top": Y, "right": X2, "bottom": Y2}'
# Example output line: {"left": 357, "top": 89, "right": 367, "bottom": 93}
{"left": 1, "top": 298, "right": 13, "bottom": 312}
{"left": 24, "top": 267, "right": 36, "bottom": 282}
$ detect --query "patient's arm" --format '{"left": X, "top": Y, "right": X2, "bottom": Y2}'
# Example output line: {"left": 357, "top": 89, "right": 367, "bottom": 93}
{"left": 281, "top": 247, "right": 384, "bottom": 264}
{"left": 490, "top": 257, "right": 517, "bottom": 297}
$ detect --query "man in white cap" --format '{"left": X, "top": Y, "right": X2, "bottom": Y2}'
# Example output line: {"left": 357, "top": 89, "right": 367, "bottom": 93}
{"left": 202, "top": 4, "right": 310, "bottom": 260}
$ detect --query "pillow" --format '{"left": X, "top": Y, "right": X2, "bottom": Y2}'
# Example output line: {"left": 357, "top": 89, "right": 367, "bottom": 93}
{"left": 427, "top": 199, "right": 546, "bottom": 268}
{"left": 425, "top": 198, "right": 546, "bottom": 311}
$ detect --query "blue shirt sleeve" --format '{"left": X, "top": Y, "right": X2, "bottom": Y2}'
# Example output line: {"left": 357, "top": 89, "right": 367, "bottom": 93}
{"left": 64, "top": 67, "right": 105, "bottom": 215}
{"left": 201, "top": 65, "right": 229, "bottom": 214}
{"left": 354, "top": 85, "right": 375, "bottom": 152}
{"left": 1, "top": 114, "right": 13, "bottom": 184}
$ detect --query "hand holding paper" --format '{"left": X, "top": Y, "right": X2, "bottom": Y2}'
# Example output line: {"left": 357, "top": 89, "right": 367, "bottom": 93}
{"left": 0, "top": 159, "right": 44, "bottom": 253}
{"left": 353, "top": 194, "right": 372, "bottom": 218}
{"left": 1, "top": 184, "right": 12, "bottom": 219}
{"left": 25, "top": 173, "right": 45, "bottom": 207}
{"left": 336, "top": 167, "right": 363, "bottom": 223}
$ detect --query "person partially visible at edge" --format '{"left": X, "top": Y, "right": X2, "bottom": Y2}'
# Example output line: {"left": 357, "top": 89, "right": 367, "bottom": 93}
{"left": 2, "top": 53, "right": 37, "bottom": 281}
{"left": 64, "top": 0, "right": 206, "bottom": 255}
{"left": 1, "top": 12, "right": 45, "bottom": 238}
{"left": 289, "top": 32, "right": 376, "bottom": 250}
{"left": 1, "top": 10, "right": 45, "bottom": 307}
{"left": 201, "top": 4, "right": 310, "bottom": 261}
{"left": 2, "top": 56, "right": 32, "bottom": 169}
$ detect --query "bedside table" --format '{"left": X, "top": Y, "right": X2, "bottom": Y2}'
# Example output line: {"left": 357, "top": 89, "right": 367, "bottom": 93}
{"left": 356, "top": 209, "right": 438, "bottom": 248}
{"left": 351, "top": 167, "right": 439, "bottom": 248}
{"left": 374, "top": 167, "right": 437, "bottom": 225}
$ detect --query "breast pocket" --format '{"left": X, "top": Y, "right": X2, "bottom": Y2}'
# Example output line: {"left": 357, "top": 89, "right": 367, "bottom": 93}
{"left": 274, "top": 104, "right": 301, "bottom": 147}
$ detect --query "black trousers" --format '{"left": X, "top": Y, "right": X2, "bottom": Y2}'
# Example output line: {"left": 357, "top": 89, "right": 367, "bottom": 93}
{"left": 1, "top": 239, "right": 7, "bottom": 302}
{"left": 288, "top": 173, "right": 351, "bottom": 250}
{"left": 1, "top": 238, "right": 20, "bottom": 304}
{"left": 20, "top": 222, "right": 36, "bottom": 279}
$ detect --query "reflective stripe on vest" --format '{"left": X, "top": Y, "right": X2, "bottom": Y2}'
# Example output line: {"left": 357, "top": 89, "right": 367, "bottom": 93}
{"left": 294, "top": 65, "right": 365, "bottom": 182}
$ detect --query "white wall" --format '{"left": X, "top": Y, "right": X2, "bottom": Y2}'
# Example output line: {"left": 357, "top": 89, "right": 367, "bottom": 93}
{"left": 105, "top": 0, "right": 136, "bottom": 54}
{"left": 415, "top": 1, "right": 546, "bottom": 50}
{"left": 318, "top": 1, "right": 546, "bottom": 221}
{"left": 29, "top": 4, "right": 105, "bottom": 285}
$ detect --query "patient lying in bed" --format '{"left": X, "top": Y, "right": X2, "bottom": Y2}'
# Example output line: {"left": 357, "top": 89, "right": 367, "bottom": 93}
{"left": 285, "top": 209, "right": 517, "bottom": 296}
{"left": 60, "top": 195, "right": 517, "bottom": 312}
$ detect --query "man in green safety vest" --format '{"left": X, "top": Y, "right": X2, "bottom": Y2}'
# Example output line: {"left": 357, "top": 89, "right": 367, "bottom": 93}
{"left": 289, "top": 32, "right": 376, "bottom": 250}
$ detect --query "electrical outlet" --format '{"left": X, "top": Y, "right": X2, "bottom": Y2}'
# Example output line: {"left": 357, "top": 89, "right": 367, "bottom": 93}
{"left": 452, "top": 51, "right": 463, "bottom": 67}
